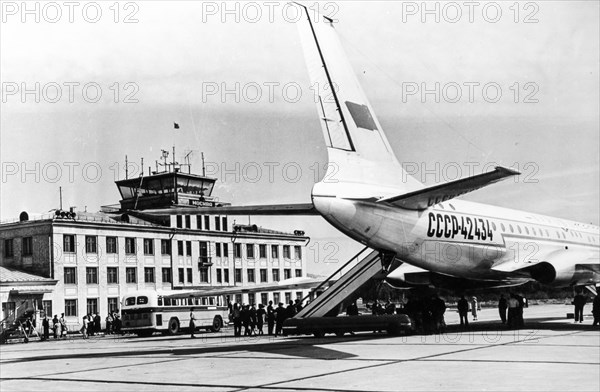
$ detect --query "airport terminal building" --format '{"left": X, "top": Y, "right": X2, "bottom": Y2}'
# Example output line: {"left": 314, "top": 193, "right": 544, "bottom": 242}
{"left": 0, "top": 161, "right": 310, "bottom": 327}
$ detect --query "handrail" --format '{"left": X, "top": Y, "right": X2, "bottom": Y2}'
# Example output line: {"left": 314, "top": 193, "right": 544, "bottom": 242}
{"left": 300, "top": 246, "right": 372, "bottom": 304}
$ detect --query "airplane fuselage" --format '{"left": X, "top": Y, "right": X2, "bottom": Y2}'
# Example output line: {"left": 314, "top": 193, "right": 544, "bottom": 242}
{"left": 313, "top": 190, "right": 600, "bottom": 287}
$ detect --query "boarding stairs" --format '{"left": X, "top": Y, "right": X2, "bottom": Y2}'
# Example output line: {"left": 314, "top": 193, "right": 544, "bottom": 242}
{"left": 295, "top": 247, "right": 390, "bottom": 319}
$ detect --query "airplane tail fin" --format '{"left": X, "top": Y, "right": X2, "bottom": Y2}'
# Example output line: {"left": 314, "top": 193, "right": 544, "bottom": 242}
{"left": 296, "top": 4, "right": 423, "bottom": 199}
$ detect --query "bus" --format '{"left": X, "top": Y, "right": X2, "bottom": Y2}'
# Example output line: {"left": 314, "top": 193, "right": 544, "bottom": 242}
{"left": 121, "top": 291, "right": 229, "bottom": 337}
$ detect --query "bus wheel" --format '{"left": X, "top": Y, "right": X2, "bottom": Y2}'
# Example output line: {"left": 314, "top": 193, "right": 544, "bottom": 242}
{"left": 313, "top": 330, "right": 325, "bottom": 338}
{"left": 167, "top": 318, "right": 180, "bottom": 335}
{"left": 210, "top": 316, "right": 222, "bottom": 333}
{"left": 335, "top": 331, "right": 345, "bottom": 337}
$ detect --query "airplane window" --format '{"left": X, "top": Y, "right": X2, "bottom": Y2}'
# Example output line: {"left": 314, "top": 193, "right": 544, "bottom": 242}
{"left": 556, "top": 231, "right": 560, "bottom": 238}
{"left": 438, "top": 204, "right": 444, "bottom": 210}
{"left": 525, "top": 227, "right": 529, "bottom": 235}
{"left": 562, "top": 232, "right": 566, "bottom": 239}
{"left": 492, "top": 222, "right": 497, "bottom": 231}
{"left": 545, "top": 230, "right": 549, "bottom": 237}
{"left": 531, "top": 227, "right": 536, "bottom": 236}
{"left": 449, "top": 204, "right": 456, "bottom": 211}
{"left": 501, "top": 223, "right": 506, "bottom": 232}
{"left": 509, "top": 225, "right": 514, "bottom": 233}
{"left": 517, "top": 225, "right": 522, "bottom": 234}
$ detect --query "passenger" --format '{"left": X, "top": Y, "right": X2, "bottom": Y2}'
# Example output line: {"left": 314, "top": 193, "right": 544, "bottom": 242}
{"left": 80, "top": 316, "right": 88, "bottom": 339}
{"left": 275, "top": 302, "right": 286, "bottom": 336}
{"left": 59, "top": 313, "right": 67, "bottom": 338}
{"left": 232, "top": 303, "right": 242, "bottom": 337}
{"left": 241, "top": 305, "right": 252, "bottom": 336}
{"left": 385, "top": 301, "right": 396, "bottom": 315}
{"left": 286, "top": 301, "right": 297, "bottom": 319}
{"left": 113, "top": 315, "right": 122, "bottom": 334}
{"left": 266, "top": 301, "right": 275, "bottom": 335}
{"left": 94, "top": 313, "right": 101, "bottom": 335}
{"left": 294, "top": 299, "right": 303, "bottom": 313}
{"left": 52, "top": 315, "right": 59, "bottom": 339}
{"left": 249, "top": 304, "right": 257, "bottom": 335}
{"left": 189, "top": 307, "right": 196, "bottom": 338}
{"left": 87, "top": 314, "right": 94, "bottom": 336}
{"left": 371, "top": 302, "right": 379, "bottom": 316}
{"left": 515, "top": 294, "right": 525, "bottom": 327}
{"left": 457, "top": 295, "right": 469, "bottom": 327}
{"left": 106, "top": 312, "right": 114, "bottom": 334}
{"left": 431, "top": 294, "right": 446, "bottom": 333}
{"left": 470, "top": 296, "right": 478, "bottom": 321}
{"left": 572, "top": 291, "right": 587, "bottom": 323}
{"left": 592, "top": 295, "right": 600, "bottom": 327}
{"left": 256, "top": 304, "right": 266, "bottom": 335}
{"left": 346, "top": 301, "right": 359, "bottom": 316}
{"left": 507, "top": 293, "right": 519, "bottom": 328}
{"left": 498, "top": 294, "right": 508, "bottom": 324}
{"left": 41, "top": 316, "right": 50, "bottom": 341}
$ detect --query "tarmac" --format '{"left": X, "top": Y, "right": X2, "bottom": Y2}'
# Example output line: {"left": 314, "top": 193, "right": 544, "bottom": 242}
{"left": 1, "top": 304, "right": 598, "bottom": 392}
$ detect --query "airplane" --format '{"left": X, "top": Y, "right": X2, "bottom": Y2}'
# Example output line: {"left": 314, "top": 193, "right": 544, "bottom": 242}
{"left": 143, "top": 3, "right": 600, "bottom": 294}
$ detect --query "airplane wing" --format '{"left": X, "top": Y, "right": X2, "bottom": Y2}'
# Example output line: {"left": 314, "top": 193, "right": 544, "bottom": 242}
{"left": 378, "top": 166, "right": 520, "bottom": 210}
{"left": 139, "top": 203, "right": 318, "bottom": 216}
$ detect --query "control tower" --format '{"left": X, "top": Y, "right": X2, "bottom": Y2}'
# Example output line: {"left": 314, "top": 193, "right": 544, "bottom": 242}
{"left": 114, "top": 149, "right": 229, "bottom": 211}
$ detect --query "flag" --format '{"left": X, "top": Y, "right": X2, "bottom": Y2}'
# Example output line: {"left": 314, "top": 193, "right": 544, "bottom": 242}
{"left": 174, "top": 122, "right": 180, "bottom": 129}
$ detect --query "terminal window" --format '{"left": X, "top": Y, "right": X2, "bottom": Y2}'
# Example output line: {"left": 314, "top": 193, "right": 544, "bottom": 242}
{"left": 199, "top": 267, "right": 209, "bottom": 283}
{"left": 42, "top": 301, "right": 52, "bottom": 318}
{"left": 161, "top": 239, "right": 171, "bottom": 255}
{"left": 294, "top": 246, "right": 302, "bottom": 260}
{"left": 235, "top": 268, "right": 242, "bottom": 283}
{"left": 87, "top": 298, "right": 98, "bottom": 315}
{"left": 223, "top": 243, "right": 229, "bottom": 258}
{"left": 106, "top": 237, "right": 117, "bottom": 254}
{"left": 63, "top": 234, "right": 75, "bottom": 253}
{"left": 247, "top": 269, "right": 255, "bottom": 283}
{"left": 222, "top": 217, "right": 228, "bottom": 231}
{"left": 223, "top": 269, "right": 230, "bottom": 283}
{"left": 187, "top": 268, "right": 193, "bottom": 283}
{"left": 216, "top": 269, "right": 222, "bottom": 283}
{"left": 178, "top": 268, "right": 185, "bottom": 284}
{"left": 271, "top": 245, "right": 279, "bottom": 259}
{"left": 65, "top": 299, "right": 77, "bottom": 317}
{"left": 204, "top": 216, "right": 210, "bottom": 230}
{"left": 108, "top": 298, "right": 119, "bottom": 314}
{"left": 284, "top": 269, "right": 292, "bottom": 280}
{"left": 259, "top": 244, "right": 267, "bottom": 259}
{"left": 272, "top": 269, "right": 280, "bottom": 282}
{"left": 86, "top": 267, "right": 98, "bottom": 284}
{"left": 186, "top": 241, "right": 192, "bottom": 256}
{"left": 125, "top": 238, "right": 136, "bottom": 254}
{"left": 215, "top": 243, "right": 221, "bottom": 257}
{"left": 162, "top": 268, "right": 172, "bottom": 283}
{"left": 185, "top": 215, "right": 191, "bottom": 229}
{"left": 85, "top": 236, "right": 97, "bottom": 254}
{"left": 261, "top": 293, "right": 268, "bottom": 305}
{"left": 246, "top": 244, "right": 255, "bottom": 259}
{"left": 144, "top": 267, "right": 155, "bottom": 283}
{"left": 215, "top": 216, "right": 221, "bottom": 231}
{"left": 144, "top": 239, "right": 154, "bottom": 255}
{"left": 234, "top": 243, "right": 242, "bottom": 258}
{"left": 260, "top": 269, "right": 268, "bottom": 283}
{"left": 21, "top": 237, "right": 33, "bottom": 256}
{"left": 64, "top": 267, "right": 76, "bottom": 284}
{"left": 178, "top": 241, "right": 184, "bottom": 256}
{"left": 4, "top": 239, "right": 14, "bottom": 258}
{"left": 295, "top": 269, "right": 302, "bottom": 278}
{"left": 107, "top": 267, "right": 118, "bottom": 284}
{"left": 126, "top": 267, "right": 137, "bottom": 283}
{"left": 283, "top": 245, "right": 290, "bottom": 259}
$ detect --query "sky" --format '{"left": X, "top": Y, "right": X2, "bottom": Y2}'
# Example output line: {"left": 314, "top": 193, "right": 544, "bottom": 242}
{"left": 1, "top": 1, "right": 599, "bottom": 276}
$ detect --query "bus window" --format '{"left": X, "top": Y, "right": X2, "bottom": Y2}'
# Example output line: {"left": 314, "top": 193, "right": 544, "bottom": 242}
{"left": 194, "top": 298, "right": 200, "bottom": 306}
{"left": 202, "top": 297, "right": 207, "bottom": 306}
{"left": 209, "top": 297, "right": 215, "bottom": 305}
{"left": 137, "top": 296, "right": 148, "bottom": 305}
{"left": 164, "top": 298, "right": 171, "bottom": 306}
{"left": 125, "top": 297, "right": 136, "bottom": 306}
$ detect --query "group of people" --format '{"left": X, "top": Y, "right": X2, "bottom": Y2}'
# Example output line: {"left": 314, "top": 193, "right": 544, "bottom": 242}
{"left": 573, "top": 292, "right": 600, "bottom": 326}
{"left": 80, "top": 312, "right": 122, "bottom": 338}
{"left": 366, "top": 295, "right": 447, "bottom": 334}
{"left": 496, "top": 293, "right": 526, "bottom": 328}
{"left": 228, "top": 299, "right": 303, "bottom": 337}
